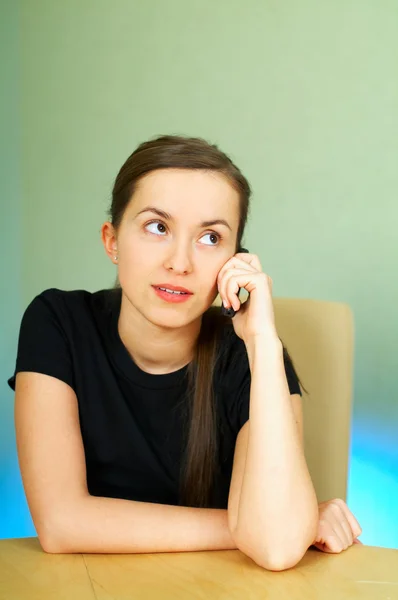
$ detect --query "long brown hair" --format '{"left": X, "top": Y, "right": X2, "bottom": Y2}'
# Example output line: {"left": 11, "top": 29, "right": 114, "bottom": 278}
{"left": 107, "top": 134, "right": 298, "bottom": 508}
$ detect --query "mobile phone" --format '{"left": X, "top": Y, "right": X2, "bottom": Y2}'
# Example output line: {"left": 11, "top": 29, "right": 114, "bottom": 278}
{"left": 220, "top": 247, "right": 249, "bottom": 318}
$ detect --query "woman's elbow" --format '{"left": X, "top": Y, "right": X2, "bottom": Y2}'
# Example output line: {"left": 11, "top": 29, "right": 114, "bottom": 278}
{"left": 41, "top": 537, "right": 63, "bottom": 554}
{"left": 37, "top": 512, "right": 73, "bottom": 554}
{"left": 38, "top": 525, "right": 64, "bottom": 554}
{"left": 234, "top": 522, "right": 317, "bottom": 571}
{"left": 236, "top": 539, "right": 306, "bottom": 571}
{"left": 255, "top": 546, "right": 308, "bottom": 571}
{"left": 40, "top": 530, "right": 77, "bottom": 554}
{"left": 241, "top": 541, "right": 310, "bottom": 571}
{"left": 39, "top": 523, "right": 69, "bottom": 554}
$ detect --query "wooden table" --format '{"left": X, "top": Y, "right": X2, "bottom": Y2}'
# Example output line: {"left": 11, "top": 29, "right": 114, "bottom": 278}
{"left": 0, "top": 537, "right": 397, "bottom": 599}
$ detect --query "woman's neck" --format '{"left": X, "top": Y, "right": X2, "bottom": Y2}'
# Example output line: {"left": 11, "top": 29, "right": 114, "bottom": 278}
{"left": 117, "top": 293, "right": 201, "bottom": 375}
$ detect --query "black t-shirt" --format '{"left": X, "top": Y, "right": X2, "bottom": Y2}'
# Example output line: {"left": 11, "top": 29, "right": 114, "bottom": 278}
{"left": 7, "top": 287, "right": 301, "bottom": 509}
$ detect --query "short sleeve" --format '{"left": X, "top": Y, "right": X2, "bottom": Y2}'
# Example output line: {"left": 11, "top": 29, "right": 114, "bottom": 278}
{"left": 236, "top": 346, "right": 302, "bottom": 431}
{"left": 7, "top": 290, "right": 75, "bottom": 392}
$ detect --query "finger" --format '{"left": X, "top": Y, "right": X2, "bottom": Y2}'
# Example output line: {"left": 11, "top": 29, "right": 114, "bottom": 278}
{"left": 317, "top": 530, "right": 346, "bottom": 553}
{"left": 334, "top": 503, "right": 355, "bottom": 547}
{"left": 224, "top": 271, "right": 270, "bottom": 310}
{"left": 332, "top": 526, "right": 349, "bottom": 552}
{"left": 217, "top": 260, "right": 257, "bottom": 297}
{"left": 218, "top": 268, "right": 252, "bottom": 308}
{"left": 337, "top": 518, "right": 354, "bottom": 548}
{"left": 236, "top": 252, "right": 263, "bottom": 272}
{"left": 353, "top": 538, "right": 363, "bottom": 545}
{"left": 222, "top": 269, "right": 256, "bottom": 310}
{"left": 217, "top": 254, "right": 261, "bottom": 290}
{"left": 313, "top": 541, "right": 327, "bottom": 552}
{"left": 329, "top": 502, "right": 353, "bottom": 548}
{"left": 313, "top": 540, "right": 343, "bottom": 554}
{"left": 316, "top": 511, "right": 348, "bottom": 553}
{"left": 334, "top": 499, "right": 362, "bottom": 538}
{"left": 218, "top": 266, "right": 258, "bottom": 307}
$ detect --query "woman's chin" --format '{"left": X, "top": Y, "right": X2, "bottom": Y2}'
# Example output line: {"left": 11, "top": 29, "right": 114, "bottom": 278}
{"left": 148, "top": 305, "right": 204, "bottom": 329}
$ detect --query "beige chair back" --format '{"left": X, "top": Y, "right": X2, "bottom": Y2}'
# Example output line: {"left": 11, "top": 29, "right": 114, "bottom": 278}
{"left": 273, "top": 298, "right": 354, "bottom": 502}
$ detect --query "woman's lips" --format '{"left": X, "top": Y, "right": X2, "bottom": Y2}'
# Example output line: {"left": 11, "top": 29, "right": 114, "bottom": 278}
{"left": 153, "top": 283, "right": 193, "bottom": 294}
{"left": 152, "top": 286, "right": 193, "bottom": 303}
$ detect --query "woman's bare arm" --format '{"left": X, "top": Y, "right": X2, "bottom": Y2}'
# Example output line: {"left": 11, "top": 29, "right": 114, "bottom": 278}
{"left": 14, "top": 372, "right": 236, "bottom": 554}
{"left": 48, "top": 496, "right": 236, "bottom": 554}
{"left": 231, "top": 337, "right": 318, "bottom": 570}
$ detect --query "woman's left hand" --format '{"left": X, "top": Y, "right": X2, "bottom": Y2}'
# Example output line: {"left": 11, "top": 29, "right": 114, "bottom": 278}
{"left": 313, "top": 498, "right": 363, "bottom": 553}
{"left": 216, "top": 251, "right": 277, "bottom": 343}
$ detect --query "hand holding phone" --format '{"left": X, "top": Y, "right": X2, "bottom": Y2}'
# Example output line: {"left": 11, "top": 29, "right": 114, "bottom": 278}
{"left": 220, "top": 247, "right": 249, "bottom": 318}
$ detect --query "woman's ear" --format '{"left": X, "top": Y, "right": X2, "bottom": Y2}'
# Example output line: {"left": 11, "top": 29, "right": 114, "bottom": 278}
{"left": 101, "top": 221, "right": 119, "bottom": 263}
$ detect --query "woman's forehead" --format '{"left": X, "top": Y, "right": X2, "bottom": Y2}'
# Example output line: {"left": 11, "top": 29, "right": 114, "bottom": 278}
{"left": 136, "top": 168, "right": 237, "bottom": 196}
{"left": 129, "top": 169, "right": 240, "bottom": 223}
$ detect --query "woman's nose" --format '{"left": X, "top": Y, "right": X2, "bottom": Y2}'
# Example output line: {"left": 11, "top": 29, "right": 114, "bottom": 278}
{"left": 164, "top": 244, "right": 193, "bottom": 275}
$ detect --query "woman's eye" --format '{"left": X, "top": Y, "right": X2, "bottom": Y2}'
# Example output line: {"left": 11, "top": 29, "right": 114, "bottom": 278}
{"left": 200, "top": 232, "right": 220, "bottom": 246}
{"left": 145, "top": 221, "right": 167, "bottom": 235}
{"left": 145, "top": 221, "right": 220, "bottom": 245}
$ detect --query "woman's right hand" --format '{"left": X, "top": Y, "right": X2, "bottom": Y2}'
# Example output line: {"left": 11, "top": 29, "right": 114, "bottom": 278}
{"left": 313, "top": 498, "right": 363, "bottom": 553}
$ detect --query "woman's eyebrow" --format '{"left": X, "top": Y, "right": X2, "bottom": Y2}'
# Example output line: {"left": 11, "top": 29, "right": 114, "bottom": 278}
{"left": 135, "top": 206, "right": 232, "bottom": 231}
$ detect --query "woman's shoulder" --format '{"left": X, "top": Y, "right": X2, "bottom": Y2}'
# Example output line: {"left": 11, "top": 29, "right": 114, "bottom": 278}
{"left": 32, "top": 286, "right": 106, "bottom": 302}
{"left": 27, "top": 286, "right": 117, "bottom": 314}
{"left": 18, "top": 287, "right": 119, "bottom": 337}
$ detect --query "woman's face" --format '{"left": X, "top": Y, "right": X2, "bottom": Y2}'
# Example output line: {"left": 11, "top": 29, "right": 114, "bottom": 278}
{"left": 114, "top": 168, "right": 241, "bottom": 328}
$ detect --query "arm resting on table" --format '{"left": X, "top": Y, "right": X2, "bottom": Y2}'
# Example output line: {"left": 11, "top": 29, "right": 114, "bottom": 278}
{"left": 14, "top": 371, "right": 236, "bottom": 554}
{"left": 46, "top": 497, "right": 236, "bottom": 554}
{"left": 228, "top": 336, "right": 318, "bottom": 571}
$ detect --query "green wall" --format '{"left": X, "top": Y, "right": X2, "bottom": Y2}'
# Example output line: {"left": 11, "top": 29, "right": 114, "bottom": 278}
{"left": 1, "top": 0, "right": 26, "bottom": 538}
{"left": 3, "top": 0, "right": 398, "bottom": 546}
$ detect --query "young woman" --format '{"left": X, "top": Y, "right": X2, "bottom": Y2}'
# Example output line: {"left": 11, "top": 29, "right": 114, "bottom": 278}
{"left": 9, "top": 135, "right": 362, "bottom": 570}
